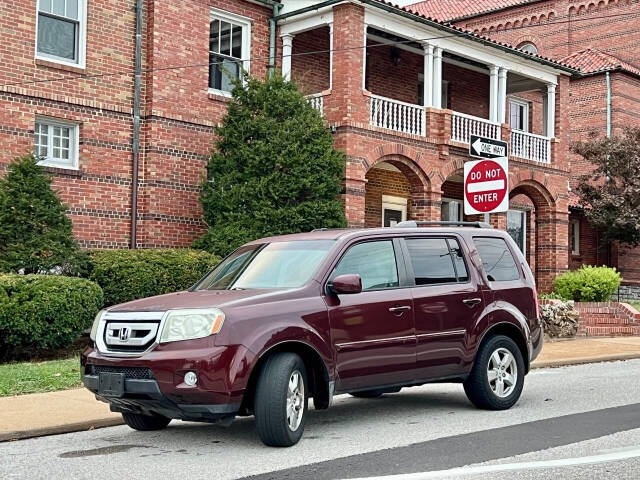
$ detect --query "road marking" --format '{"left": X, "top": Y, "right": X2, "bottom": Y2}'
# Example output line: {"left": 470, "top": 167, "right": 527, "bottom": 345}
{"left": 348, "top": 446, "right": 640, "bottom": 480}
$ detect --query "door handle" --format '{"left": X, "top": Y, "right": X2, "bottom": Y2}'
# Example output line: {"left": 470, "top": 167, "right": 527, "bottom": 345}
{"left": 462, "top": 298, "right": 482, "bottom": 307}
{"left": 389, "top": 305, "right": 412, "bottom": 316}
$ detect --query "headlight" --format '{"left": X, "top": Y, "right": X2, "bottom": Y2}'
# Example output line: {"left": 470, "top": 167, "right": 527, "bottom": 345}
{"left": 159, "top": 308, "right": 225, "bottom": 343}
{"left": 90, "top": 309, "right": 106, "bottom": 341}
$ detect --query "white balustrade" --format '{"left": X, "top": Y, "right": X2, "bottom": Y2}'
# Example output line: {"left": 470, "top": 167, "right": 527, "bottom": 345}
{"left": 369, "top": 94, "right": 426, "bottom": 136}
{"left": 451, "top": 111, "right": 501, "bottom": 144}
{"left": 511, "top": 130, "right": 551, "bottom": 164}
{"left": 307, "top": 93, "right": 324, "bottom": 116}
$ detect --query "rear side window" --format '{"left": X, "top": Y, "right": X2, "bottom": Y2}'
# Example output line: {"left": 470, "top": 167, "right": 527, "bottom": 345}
{"left": 332, "top": 240, "right": 399, "bottom": 290}
{"left": 405, "top": 238, "right": 469, "bottom": 285}
{"left": 474, "top": 237, "right": 520, "bottom": 282}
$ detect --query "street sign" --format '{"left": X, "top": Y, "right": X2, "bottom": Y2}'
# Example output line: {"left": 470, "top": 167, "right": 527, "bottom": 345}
{"left": 464, "top": 157, "right": 509, "bottom": 215}
{"left": 469, "top": 135, "right": 508, "bottom": 159}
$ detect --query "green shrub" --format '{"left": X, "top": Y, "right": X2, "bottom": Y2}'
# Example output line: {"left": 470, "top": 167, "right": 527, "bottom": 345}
{"left": 553, "top": 266, "right": 622, "bottom": 302}
{"left": 88, "top": 249, "right": 220, "bottom": 306}
{"left": 0, "top": 275, "right": 103, "bottom": 360}
{"left": 0, "top": 154, "right": 88, "bottom": 275}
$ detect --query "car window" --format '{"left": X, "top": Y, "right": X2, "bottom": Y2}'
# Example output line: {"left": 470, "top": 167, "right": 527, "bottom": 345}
{"left": 332, "top": 241, "right": 399, "bottom": 290}
{"left": 473, "top": 237, "right": 520, "bottom": 282}
{"left": 405, "top": 238, "right": 467, "bottom": 285}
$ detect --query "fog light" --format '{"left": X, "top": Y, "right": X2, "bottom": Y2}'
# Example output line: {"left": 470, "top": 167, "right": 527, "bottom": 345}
{"left": 184, "top": 371, "right": 197, "bottom": 386}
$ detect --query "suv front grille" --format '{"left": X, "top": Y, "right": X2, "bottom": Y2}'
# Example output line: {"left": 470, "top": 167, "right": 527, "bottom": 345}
{"left": 88, "top": 365, "right": 154, "bottom": 380}
{"left": 103, "top": 320, "right": 160, "bottom": 353}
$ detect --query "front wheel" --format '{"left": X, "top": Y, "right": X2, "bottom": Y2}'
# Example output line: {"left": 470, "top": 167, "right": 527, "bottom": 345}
{"left": 121, "top": 412, "right": 171, "bottom": 431}
{"left": 463, "top": 335, "right": 525, "bottom": 410}
{"left": 254, "top": 352, "right": 308, "bottom": 447}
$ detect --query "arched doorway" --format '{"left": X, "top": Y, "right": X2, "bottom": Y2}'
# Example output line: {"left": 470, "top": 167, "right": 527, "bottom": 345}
{"left": 364, "top": 154, "right": 430, "bottom": 228}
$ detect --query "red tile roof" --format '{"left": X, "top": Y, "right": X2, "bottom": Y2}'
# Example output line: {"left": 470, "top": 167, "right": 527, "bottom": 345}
{"left": 561, "top": 48, "right": 640, "bottom": 77}
{"left": 407, "top": 0, "right": 531, "bottom": 22}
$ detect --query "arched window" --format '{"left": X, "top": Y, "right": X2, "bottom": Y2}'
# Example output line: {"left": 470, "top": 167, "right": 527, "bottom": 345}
{"left": 517, "top": 42, "right": 538, "bottom": 55}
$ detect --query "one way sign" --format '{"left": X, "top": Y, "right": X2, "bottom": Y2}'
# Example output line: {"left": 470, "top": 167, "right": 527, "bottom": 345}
{"left": 469, "top": 135, "right": 508, "bottom": 159}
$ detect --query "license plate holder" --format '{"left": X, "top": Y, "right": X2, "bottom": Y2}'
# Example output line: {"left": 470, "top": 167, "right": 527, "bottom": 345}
{"left": 98, "top": 372, "right": 125, "bottom": 398}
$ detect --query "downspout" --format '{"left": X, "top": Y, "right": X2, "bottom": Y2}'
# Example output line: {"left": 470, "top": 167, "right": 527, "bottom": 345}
{"left": 130, "top": 0, "right": 143, "bottom": 249}
{"left": 605, "top": 71, "right": 612, "bottom": 265}
{"left": 269, "top": 2, "right": 283, "bottom": 76}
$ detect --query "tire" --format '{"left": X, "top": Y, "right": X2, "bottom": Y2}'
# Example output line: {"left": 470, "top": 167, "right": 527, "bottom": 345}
{"left": 121, "top": 412, "right": 171, "bottom": 431}
{"left": 463, "top": 334, "right": 525, "bottom": 410}
{"left": 349, "top": 390, "right": 384, "bottom": 399}
{"left": 254, "top": 352, "right": 308, "bottom": 447}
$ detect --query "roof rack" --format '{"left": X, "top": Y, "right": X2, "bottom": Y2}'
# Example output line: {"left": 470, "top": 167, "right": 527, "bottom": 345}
{"left": 395, "top": 220, "right": 492, "bottom": 229}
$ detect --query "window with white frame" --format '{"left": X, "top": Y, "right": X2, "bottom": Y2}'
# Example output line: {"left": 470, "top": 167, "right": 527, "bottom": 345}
{"left": 209, "top": 10, "right": 251, "bottom": 94}
{"left": 571, "top": 219, "right": 580, "bottom": 255}
{"left": 517, "top": 42, "right": 538, "bottom": 55}
{"left": 509, "top": 98, "right": 529, "bottom": 132}
{"left": 507, "top": 209, "right": 527, "bottom": 255}
{"left": 441, "top": 198, "right": 462, "bottom": 222}
{"left": 36, "top": 0, "right": 87, "bottom": 67}
{"left": 34, "top": 118, "right": 79, "bottom": 169}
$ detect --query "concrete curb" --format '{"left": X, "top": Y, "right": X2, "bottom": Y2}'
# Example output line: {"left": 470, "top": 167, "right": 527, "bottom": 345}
{"left": 2, "top": 353, "right": 640, "bottom": 443}
{"left": 531, "top": 352, "right": 640, "bottom": 369}
{"left": 0, "top": 417, "right": 124, "bottom": 443}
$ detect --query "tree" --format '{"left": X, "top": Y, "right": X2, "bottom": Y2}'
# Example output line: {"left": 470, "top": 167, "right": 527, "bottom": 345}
{"left": 573, "top": 127, "right": 640, "bottom": 246}
{"left": 194, "top": 74, "right": 347, "bottom": 256}
{"left": 0, "top": 154, "right": 87, "bottom": 274}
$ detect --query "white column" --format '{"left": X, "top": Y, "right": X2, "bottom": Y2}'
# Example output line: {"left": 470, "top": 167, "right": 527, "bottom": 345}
{"left": 422, "top": 42, "right": 434, "bottom": 107}
{"left": 281, "top": 34, "right": 294, "bottom": 81}
{"left": 489, "top": 65, "right": 499, "bottom": 122}
{"left": 546, "top": 83, "right": 556, "bottom": 138}
{"left": 362, "top": 23, "right": 368, "bottom": 91}
{"left": 498, "top": 67, "right": 508, "bottom": 124}
{"left": 432, "top": 46, "right": 443, "bottom": 109}
{"left": 328, "top": 23, "right": 334, "bottom": 90}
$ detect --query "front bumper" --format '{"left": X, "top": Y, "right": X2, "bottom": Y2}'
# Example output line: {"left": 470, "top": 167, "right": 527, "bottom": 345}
{"left": 82, "top": 373, "right": 239, "bottom": 421}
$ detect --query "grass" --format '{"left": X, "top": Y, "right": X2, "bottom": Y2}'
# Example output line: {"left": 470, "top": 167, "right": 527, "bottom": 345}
{"left": 0, "top": 357, "right": 82, "bottom": 397}
{"left": 627, "top": 301, "right": 640, "bottom": 311}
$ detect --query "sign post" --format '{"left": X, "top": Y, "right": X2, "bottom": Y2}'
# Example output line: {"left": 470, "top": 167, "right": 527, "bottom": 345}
{"left": 464, "top": 136, "right": 509, "bottom": 216}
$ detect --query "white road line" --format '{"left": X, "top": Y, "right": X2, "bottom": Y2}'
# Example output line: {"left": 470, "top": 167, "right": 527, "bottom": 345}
{"left": 466, "top": 179, "right": 505, "bottom": 193}
{"left": 346, "top": 447, "right": 640, "bottom": 480}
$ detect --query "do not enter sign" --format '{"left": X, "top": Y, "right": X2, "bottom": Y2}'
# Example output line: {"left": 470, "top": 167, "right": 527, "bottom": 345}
{"left": 463, "top": 157, "right": 509, "bottom": 215}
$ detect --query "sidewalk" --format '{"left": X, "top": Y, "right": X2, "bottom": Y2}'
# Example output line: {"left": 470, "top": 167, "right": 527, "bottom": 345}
{"left": 2, "top": 337, "right": 640, "bottom": 442}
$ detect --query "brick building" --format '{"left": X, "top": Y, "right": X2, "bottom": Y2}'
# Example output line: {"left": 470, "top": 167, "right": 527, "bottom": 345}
{"left": 408, "top": 0, "right": 640, "bottom": 290}
{"left": 2, "top": 0, "right": 632, "bottom": 292}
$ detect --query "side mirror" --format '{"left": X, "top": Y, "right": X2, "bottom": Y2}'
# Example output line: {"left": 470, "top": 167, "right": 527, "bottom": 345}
{"left": 330, "top": 274, "right": 362, "bottom": 294}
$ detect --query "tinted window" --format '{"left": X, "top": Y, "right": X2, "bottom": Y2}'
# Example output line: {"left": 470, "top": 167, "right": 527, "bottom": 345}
{"left": 333, "top": 241, "right": 399, "bottom": 290}
{"left": 406, "top": 238, "right": 468, "bottom": 285}
{"left": 474, "top": 237, "right": 520, "bottom": 282}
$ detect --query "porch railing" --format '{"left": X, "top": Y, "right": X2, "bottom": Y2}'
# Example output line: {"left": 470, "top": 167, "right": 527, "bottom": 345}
{"left": 451, "top": 111, "right": 501, "bottom": 144}
{"left": 370, "top": 94, "right": 425, "bottom": 136}
{"left": 307, "top": 93, "right": 324, "bottom": 116}
{"left": 511, "top": 130, "right": 551, "bottom": 164}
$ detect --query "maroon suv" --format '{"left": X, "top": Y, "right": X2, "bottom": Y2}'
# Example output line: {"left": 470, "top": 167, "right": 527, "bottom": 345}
{"left": 82, "top": 222, "right": 542, "bottom": 446}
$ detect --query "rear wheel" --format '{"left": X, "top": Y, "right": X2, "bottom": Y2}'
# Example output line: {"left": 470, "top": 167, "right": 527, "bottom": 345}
{"left": 121, "top": 412, "right": 171, "bottom": 431}
{"left": 254, "top": 352, "right": 308, "bottom": 447}
{"left": 463, "top": 335, "right": 525, "bottom": 410}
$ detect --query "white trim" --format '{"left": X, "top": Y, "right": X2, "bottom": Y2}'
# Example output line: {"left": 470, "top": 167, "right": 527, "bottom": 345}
{"left": 209, "top": 7, "right": 252, "bottom": 95}
{"left": 382, "top": 195, "right": 407, "bottom": 227}
{"left": 35, "top": 0, "right": 87, "bottom": 69}
{"left": 509, "top": 97, "right": 530, "bottom": 132}
{"left": 34, "top": 116, "right": 80, "bottom": 171}
{"left": 363, "top": 9, "right": 561, "bottom": 85}
{"left": 507, "top": 209, "right": 527, "bottom": 257}
{"left": 571, "top": 219, "right": 580, "bottom": 255}
{"left": 279, "top": 9, "right": 334, "bottom": 35}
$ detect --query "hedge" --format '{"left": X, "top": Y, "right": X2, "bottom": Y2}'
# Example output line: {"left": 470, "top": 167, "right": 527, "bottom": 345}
{"left": 0, "top": 275, "right": 103, "bottom": 360}
{"left": 553, "top": 265, "right": 622, "bottom": 302}
{"left": 88, "top": 249, "right": 220, "bottom": 306}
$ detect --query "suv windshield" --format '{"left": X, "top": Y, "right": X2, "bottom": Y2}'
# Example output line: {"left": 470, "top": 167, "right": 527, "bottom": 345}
{"left": 195, "top": 240, "right": 335, "bottom": 290}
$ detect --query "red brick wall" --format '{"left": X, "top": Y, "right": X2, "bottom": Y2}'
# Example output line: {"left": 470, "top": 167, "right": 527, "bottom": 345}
{"left": 365, "top": 41, "right": 422, "bottom": 104}
{"left": 444, "top": 64, "right": 490, "bottom": 119}
{"left": 291, "top": 27, "right": 330, "bottom": 95}
{"left": 0, "top": 0, "right": 273, "bottom": 248}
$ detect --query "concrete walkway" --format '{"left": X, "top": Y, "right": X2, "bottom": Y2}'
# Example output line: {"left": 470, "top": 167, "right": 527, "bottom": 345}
{"left": 1, "top": 336, "right": 640, "bottom": 442}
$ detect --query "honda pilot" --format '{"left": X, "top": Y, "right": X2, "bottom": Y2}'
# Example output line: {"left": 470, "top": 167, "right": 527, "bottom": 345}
{"left": 82, "top": 221, "right": 542, "bottom": 447}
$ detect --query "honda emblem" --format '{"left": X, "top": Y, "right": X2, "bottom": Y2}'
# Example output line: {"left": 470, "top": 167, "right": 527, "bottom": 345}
{"left": 119, "top": 327, "right": 130, "bottom": 341}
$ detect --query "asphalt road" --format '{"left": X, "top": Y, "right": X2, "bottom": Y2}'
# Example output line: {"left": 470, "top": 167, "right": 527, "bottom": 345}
{"left": 2, "top": 359, "right": 640, "bottom": 480}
